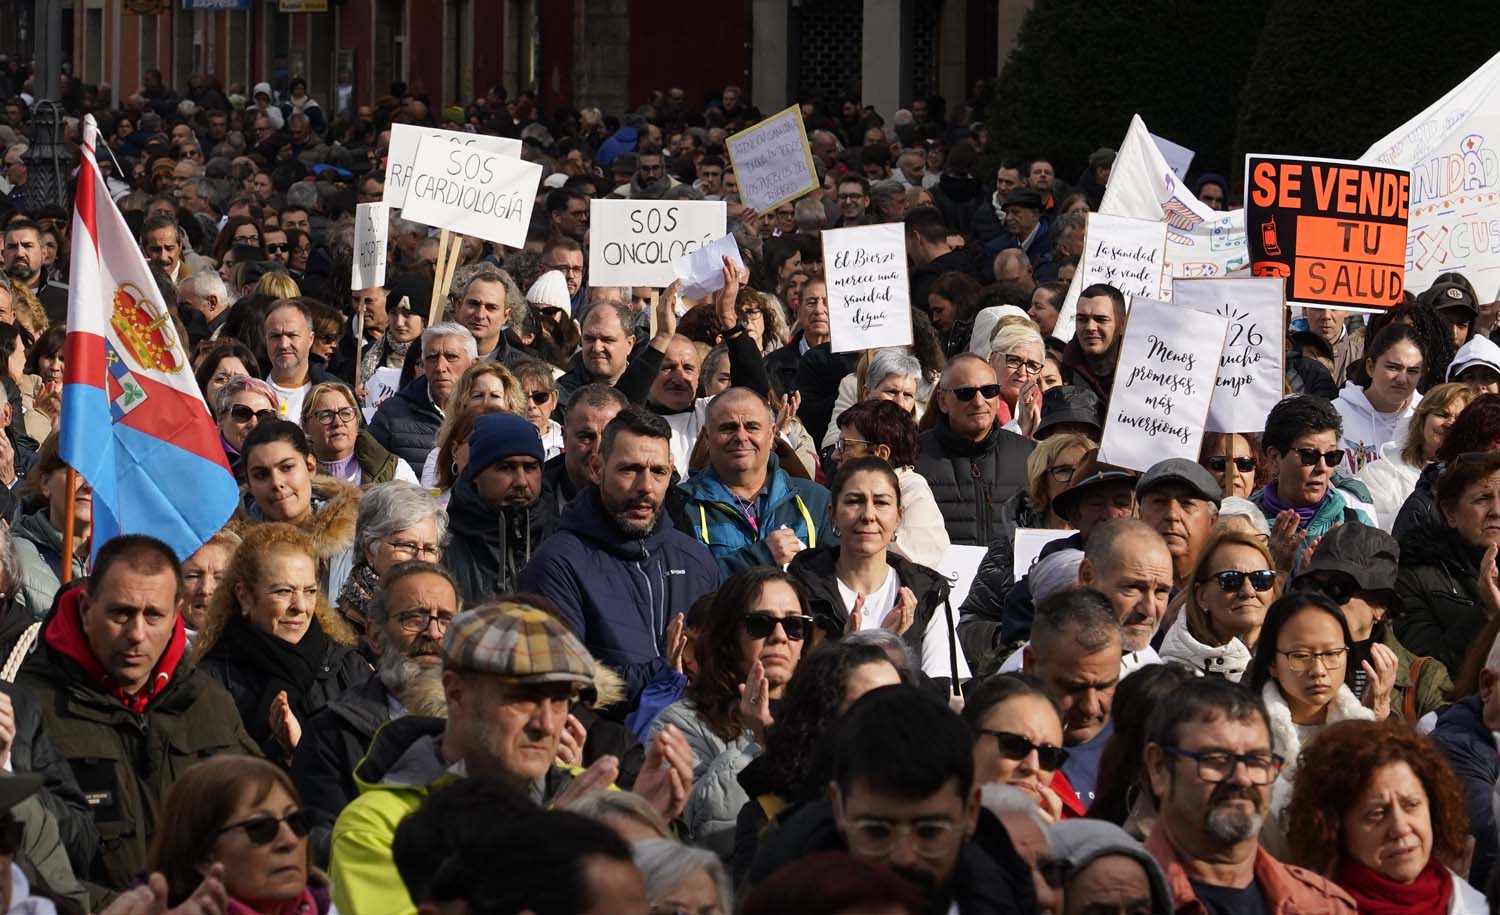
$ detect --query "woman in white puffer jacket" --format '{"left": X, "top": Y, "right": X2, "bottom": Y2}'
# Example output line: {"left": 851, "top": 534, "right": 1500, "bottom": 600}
{"left": 1159, "top": 527, "right": 1278, "bottom": 681}
{"left": 1356, "top": 382, "right": 1472, "bottom": 532}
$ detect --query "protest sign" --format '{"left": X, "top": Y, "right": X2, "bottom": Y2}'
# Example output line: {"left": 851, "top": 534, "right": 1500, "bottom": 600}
{"left": 1013, "top": 529, "right": 1075, "bottom": 583}
{"left": 588, "top": 199, "right": 726, "bottom": 287}
{"left": 726, "top": 105, "right": 819, "bottom": 213}
{"left": 1170, "top": 277, "right": 1285, "bottom": 434}
{"left": 1364, "top": 50, "right": 1500, "bottom": 300}
{"left": 1098, "top": 297, "right": 1227, "bottom": 472}
{"left": 674, "top": 234, "right": 745, "bottom": 302}
{"left": 399, "top": 136, "right": 542, "bottom": 248}
{"left": 383, "top": 124, "right": 522, "bottom": 209}
{"left": 351, "top": 202, "right": 388, "bottom": 290}
{"left": 1079, "top": 213, "right": 1167, "bottom": 301}
{"left": 936, "top": 545, "right": 987, "bottom": 616}
{"left": 822, "top": 223, "right": 913, "bottom": 353}
{"left": 1055, "top": 115, "right": 1248, "bottom": 340}
{"left": 1150, "top": 133, "right": 1196, "bottom": 180}
{"left": 361, "top": 367, "right": 403, "bottom": 422}
{"left": 1245, "top": 154, "right": 1410, "bottom": 313}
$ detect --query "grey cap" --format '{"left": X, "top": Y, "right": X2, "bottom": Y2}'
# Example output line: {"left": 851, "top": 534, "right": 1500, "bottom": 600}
{"left": 1136, "top": 458, "right": 1223, "bottom": 507}
{"left": 1045, "top": 819, "right": 1174, "bottom": 915}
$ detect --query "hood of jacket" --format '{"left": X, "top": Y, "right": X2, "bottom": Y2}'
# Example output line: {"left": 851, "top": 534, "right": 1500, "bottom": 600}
{"left": 1157, "top": 613, "right": 1253, "bottom": 682}
{"left": 352, "top": 714, "right": 450, "bottom": 794}
{"left": 1404, "top": 520, "right": 1484, "bottom": 572}
{"left": 1046, "top": 819, "right": 1174, "bottom": 915}
{"left": 557, "top": 485, "right": 671, "bottom": 561}
{"left": 1262, "top": 678, "right": 1374, "bottom": 818}
{"left": 237, "top": 475, "right": 360, "bottom": 560}
{"left": 678, "top": 453, "right": 796, "bottom": 509}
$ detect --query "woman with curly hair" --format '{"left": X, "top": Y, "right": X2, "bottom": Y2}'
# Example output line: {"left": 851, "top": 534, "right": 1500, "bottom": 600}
{"left": 195, "top": 523, "right": 370, "bottom": 762}
{"left": 1364, "top": 296, "right": 1458, "bottom": 392}
{"left": 1287, "top": 718, "right": 1482, "bottom": 912}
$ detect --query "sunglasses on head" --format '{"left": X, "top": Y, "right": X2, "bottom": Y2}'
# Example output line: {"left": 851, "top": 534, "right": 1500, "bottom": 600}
{"left": 1206, "top": 569, "right": 1277, "bottom": 593}
{"left": 228, "top": 404, "right": 277, "bottom": 424}
{"left": 980, "top": 729, "right": 1070, "bottom": 771}
{"left": 217, "top": 809, "right": 311, "bottom": 846}
{"left": 1291, "top": 447, "right": 1344, "bottom": 468}
{"left": 743, "top": 612, "right": 815, "bottom": 641}
{"left": 947, "top": 384, "right": 1001, "bottom": 402}
{"left": 1206, "top": 456, "right": 1256, "bottom": 474}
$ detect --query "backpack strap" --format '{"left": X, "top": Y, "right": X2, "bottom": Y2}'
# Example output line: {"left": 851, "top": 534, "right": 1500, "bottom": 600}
{"left": 1403, "top": 655, "right": 1432, "bottom": 722}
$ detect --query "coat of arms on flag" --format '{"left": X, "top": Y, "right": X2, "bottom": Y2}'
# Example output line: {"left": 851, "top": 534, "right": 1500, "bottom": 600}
{"left": 103, "top": 281, "right": 179, "bottom": 421}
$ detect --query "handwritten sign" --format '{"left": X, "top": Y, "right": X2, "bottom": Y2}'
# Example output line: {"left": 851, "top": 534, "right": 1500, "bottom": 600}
{"left": 1170, "top": 277, "right": 1285, "bottom": 434}
{"left": 822, "top": 223, "right": 913, "bottom": 353}
{"left": 384, "top": 124, "right": 522, "bottom": 209}
{"left": 588, "top": 199, "right": 726, "bottom": 287}
{"left": 1098, "top": 297, "right": 1227, "bottom": 473}
{"left": 1013, "top": 529, "right": 1075, "bottom": 583}
{"left": 726, "top": 105, "right": 819, "bottom": 213}
{"left": 351, "top": 202, "right": 388, "bottom": 290}
{"left": 361, "top": 366, "right": 403, "bottom": 422}
{"left": 1245, "top": 154, "right": 1410, "bottom": 313}
{"left": 399, "top": 136, "right": 542, "bottom": 248}
{"left": 1079, "top": 213, "right": 1168, "bottom": 301}
{"left": 674, "top": 234, "right": 745, "bottom": 302}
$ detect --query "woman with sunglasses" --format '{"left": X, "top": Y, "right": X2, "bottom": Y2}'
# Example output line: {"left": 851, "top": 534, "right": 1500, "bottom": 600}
{"left": 1198, "top": 432, "right": 1260, "bottom": 500}
{"left": 510, "top": 357, "right": 564, "bottom": 461}
{"left": 1247, "top": 592, "right": 1389, "bottom": 855}
{"left": 961, "top": 673, "right": 1075, "bottom": 820}
{"left": 419, "top": 362, "right": 527, "bottom": 487}
{"left": 790, "top": 456, "right": 967, "bottom": 689}
{"left": 1357, "top": 382, "right": 1473, "bottom": 533}
{"left": 195, "top": 523, "right": 369, "bottom": 762}
{"left": 1334, "top": 324, "right": 1426, "bottom": 476}
{"left": 299, "top": 382, "right": 419, "bottom": 487}
{"left": 145, "top": 755, "right": 331, "bottom": 914}
{"left": 1159, "top": 528, "right": 1280, "bottom": 682}
{"left": 215, "top": 376, "right": 281, "bottom": 483}
{"left": 650, "top": 567, "right": 811, "bottom": 855}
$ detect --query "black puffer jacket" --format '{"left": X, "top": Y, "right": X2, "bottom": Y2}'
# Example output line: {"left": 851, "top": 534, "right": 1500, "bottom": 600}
{"left": 957, "top": 491, "right": 1048, "bottom": 664}
{"left": 367, "top": 376, "right": 443, "bottom": 470}
{"left": 1393, "top": 525, "right": 1486, "bottom": 673}
{"left": 290, "top": 674, "right": 393, "bottom": 867}
{"left": 915, "top": 419, "right": 1034, "bottom": 546}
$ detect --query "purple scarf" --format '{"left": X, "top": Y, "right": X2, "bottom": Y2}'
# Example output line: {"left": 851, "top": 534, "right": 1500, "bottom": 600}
{"left": 1259, "top": 481, "right": 1325, "bottom": 528}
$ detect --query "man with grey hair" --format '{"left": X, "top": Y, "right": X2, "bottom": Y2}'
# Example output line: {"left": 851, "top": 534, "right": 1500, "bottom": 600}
{"left": 455, "top": 267, "right": 525, "bottom": 363}
{"left": 1077, "top": 518, "right": 1172, "bottom": 664}
{"left": 369, "top": 322, "right": 477, "bottom": 468}
{"left": 294, "top": 559, "right": 460, "bottom": 866}
{"left": 177, "top": 269, "right": 235, "bottom": 338}
{"left": 869, "top": 180, "right": 908, "bottom": 224}
{"left": 178, "top": 176, "right": 222, "bottom": 219}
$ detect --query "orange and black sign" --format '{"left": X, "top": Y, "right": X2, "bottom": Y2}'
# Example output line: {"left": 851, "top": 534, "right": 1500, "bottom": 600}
{"left": 1244, "top": 155, "right": 1410, "bottom": 312}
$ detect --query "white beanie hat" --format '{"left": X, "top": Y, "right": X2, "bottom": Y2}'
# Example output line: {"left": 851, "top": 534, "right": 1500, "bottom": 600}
{"left": 526, "top": 270, "right": 572, "bottom": 315}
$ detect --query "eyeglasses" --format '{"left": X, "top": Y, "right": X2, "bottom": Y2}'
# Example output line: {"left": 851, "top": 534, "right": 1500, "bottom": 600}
{"left": 743, "top": 612, "right": 815, "bottom": 641}
{"left": 385, "top": 538, "right": 441, "bottom": 561}
{"left": 1206, "top": 456, "right": 1257, "bottom": 474}
{"left": 316, "top": 333, "right": 341, "bottom": 346}
{"left": 834, "top": 437, "right": 872, "bottom": 454}
{"left": 1291, "top": 447, "right": 1345, "bottom": 468}
{"left": 1046, "top": 463, "right": 1076, "bottom": 483}
{"left": 837, "top": 193, "right": 866, "bottom": 202}
{"left": 266, "top": 243, "right": 288, "bottom": 253}
{"left": 232, "top": 234, "right": 260, "bottom": 245}
{"left": 979, "top": 729, "right": 1070, "bottom": 771}
{"left": 526, "top": 390, "right": 554, "bottom": 405}
{"left": 395, "top": 608, "right": 455, "bottom": 633}
{"left": 216, "top": 809, "right": 312, "bottom": 846}
{"left": 945, "top": 384, "right": 1001, "bottom": 402}
{"left": 227, "top": 404, "right": 277, "bottom": 424}
{"left": 313, "top": 407, "right": 356, "bottom": 426}
{"left": 843, "top": 815, "right": 962, "bottom": 859}
{"left": 1164, "top": 747, "right": 1283, "bottom": 785}
{"left": 1206, "top": 569, "right": 1277, "bottom": 593}
{"left": 541, "top": 262, "right": 584, "bottom": 277}
{"left": 1002, "top": 353, "right": 1044, "bottom": 375}
{"left": 1277, "top": 646, "right": 1349, "bottom": 672}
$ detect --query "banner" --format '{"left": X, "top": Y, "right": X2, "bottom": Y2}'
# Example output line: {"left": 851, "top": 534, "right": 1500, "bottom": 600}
{"left": 400, "top": 136, "right": 542, "bottom": 248}
{"left": 1098, "top": 297, "right": 1227, "bottom": 473}
{"left": 588, "top": 199, "right": 726, "bottom": 287}
{"left": 351, "top": 202, "right": 388, "bottom": 290}
{"left": 1055, "top": 114, "right": 1248, "bottom": 340}
{"left": 1078, "top": 213, "right": 1167, "bottom": 302}
{"left": 1245, "top": 154, "right": 1410, "bottom": 312}
{"left": 726, "top": 105, "right": 819, "bottom": 213}
{"left": 1363, "top": 50, "right": 1500, "bottom": 300}
{"left": 1170, "top": 277, "right": 1285, "bottom": 434}
{"left": 822, "top": 223, "right": 914, "bottom": 353}
{"left": 384, "top": 124, "right": 523, "bottom": 210}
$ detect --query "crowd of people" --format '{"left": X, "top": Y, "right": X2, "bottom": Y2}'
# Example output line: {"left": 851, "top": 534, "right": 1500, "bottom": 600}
{"left": 0, "top": 61, "right": 1488, "bottom": 915}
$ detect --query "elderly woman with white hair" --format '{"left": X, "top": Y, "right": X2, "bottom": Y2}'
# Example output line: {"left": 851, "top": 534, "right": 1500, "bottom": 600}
{"left": 633, "top": 839, "right": 732, "bottom": 915}
{"left": 335, "top": 481, "right": 448, "bottom": 647}
{"left": 988, "top": 320, "right": 1047, "bottom": 437}
{"left": 820, "top": 348, "right": 931, "bottom": 452}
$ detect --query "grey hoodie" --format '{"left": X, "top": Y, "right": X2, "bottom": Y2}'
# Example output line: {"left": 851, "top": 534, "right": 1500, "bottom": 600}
{"left": 1046, "top": 819, "right": 1174, "bottom": 915}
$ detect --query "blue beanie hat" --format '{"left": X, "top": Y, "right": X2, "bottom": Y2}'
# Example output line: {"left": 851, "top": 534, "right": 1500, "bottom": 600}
{"left": 464, "top": 412, "right": 545, "bottom": 481}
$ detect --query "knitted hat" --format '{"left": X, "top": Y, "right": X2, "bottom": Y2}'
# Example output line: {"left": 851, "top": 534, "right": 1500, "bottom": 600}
{"left": 464, "top": 412, "right": 545, "bottom": 481}
{"left": 525, "top": 271, "right": 572, "bottom": 315}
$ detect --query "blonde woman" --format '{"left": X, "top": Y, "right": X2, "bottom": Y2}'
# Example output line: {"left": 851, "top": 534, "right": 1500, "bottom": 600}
{"left": 1158, "top": 527, "right": 1281, "bottom": 681}
{"left": 300, "top": 381, "right": 420, "bottom": 486}
{"left": 987, "top": 320, "right": 1046, "bottom": 436}
{"left": 420, "top": 362, "right": 528, "bottom": 487}
{"left": 1356, "top": 381, "right": 1472, "bottom": 532}
{"left": 254, "top": 271, "right": 301, "bottom": 300}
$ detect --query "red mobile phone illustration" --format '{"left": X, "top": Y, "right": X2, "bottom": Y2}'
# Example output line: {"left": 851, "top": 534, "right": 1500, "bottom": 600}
{"left": 1261, "top": 215, "right": 1282, "bottom": 256}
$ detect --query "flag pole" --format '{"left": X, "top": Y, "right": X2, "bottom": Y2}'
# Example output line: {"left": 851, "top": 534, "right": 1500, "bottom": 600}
{"left": 60, "top": 468, "right": 76, "bottom": 584}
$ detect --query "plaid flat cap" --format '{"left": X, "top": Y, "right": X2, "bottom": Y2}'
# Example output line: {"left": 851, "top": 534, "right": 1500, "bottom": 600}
{"left": 442, "top": 603, "right": 596, "bottom": 688}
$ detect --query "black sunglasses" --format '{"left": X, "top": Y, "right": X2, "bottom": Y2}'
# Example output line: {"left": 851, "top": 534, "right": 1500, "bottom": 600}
{"left": 228, "top": 404, "right": 278, "bottom": 424}
{"left": 526, "top": 390, "right": 553, "bottom": 405}
{"left": 743, "top": 612, "right": 815, "bottom": 641}
{"left": 265, "top": 243, "right": 288, "bottom": 253}
{"left": 1206, "top": 456, "right": 1256, "bottom": 474}
{"left": 980, "top": 729, "right": 1069, "bottom": 771}
{"left": 1206, "top": 570, "right": 1277, "bottom": 593}
{"left": 1291, "top": 447, "right": 1345, "bottom": 468}
{"left": 946, "top": 384, "right": 1001, "bottom": 402}
{"left": 217, "top": 809, "right": 311, "bottom": 846}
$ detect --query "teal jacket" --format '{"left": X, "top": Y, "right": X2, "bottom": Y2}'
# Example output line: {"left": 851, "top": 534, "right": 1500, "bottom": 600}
{"left": 672, "top": 456, "right": 834, "bottom": 575}
{"left": 1250, "top": 476, "right": 1376, "bottom": 564}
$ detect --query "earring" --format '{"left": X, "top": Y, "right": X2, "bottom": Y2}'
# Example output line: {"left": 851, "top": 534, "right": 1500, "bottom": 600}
{"left": 891, "top": 532, "right": 898, "bottom": 542}
{"left": 832, "top": 527, "right": 841, "bottom": 538}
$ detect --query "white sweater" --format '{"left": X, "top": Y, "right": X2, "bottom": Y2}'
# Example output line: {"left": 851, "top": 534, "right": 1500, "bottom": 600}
{"left": 1354, "top": 440, "right": 1423, "bottom": 533}
{"left": 1333, "top": 382, "right": 1418, "bottom": 476}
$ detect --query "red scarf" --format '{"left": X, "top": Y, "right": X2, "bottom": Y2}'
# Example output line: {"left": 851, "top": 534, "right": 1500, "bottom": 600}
{"left": 1335, "top": 856, "right": 1451, "bottom": 915}
{"left": 45, "top": 585, "right": 187, "bottom": 714}
{"left": 226, "top": 888, "right": 318, "bottom": 915}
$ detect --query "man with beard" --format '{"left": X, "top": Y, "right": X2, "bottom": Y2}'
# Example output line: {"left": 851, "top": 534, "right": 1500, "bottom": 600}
{"left": 3, "top": 220, "right": 67, "bottom": 322}
{"left": 751, "top": 686, "right": 1035, "bottom": 914}
{"left": 292, "top": 560, "right": 457, "bottom": 866}
{"left": 1143, "top": 677, "right": 1357, "bottom": 913}
{"left": 1077, "top": 519, "right": 1174, "bottom": 671}
{"left": 1135, "top": 460, "right": 1222, "bottom": 592}
{"left": 519, "top": 407, "right": 720, "bottom": 710}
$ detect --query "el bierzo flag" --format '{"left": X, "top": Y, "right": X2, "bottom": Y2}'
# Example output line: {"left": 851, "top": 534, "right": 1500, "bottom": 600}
{"left": 60, "top": 114, "right": 239, "bottom": 561}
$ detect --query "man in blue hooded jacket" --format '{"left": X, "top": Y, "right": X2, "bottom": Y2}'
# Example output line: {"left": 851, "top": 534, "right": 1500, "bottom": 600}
{"left": 518, "top": 406, "right": 720, "bottom": 712}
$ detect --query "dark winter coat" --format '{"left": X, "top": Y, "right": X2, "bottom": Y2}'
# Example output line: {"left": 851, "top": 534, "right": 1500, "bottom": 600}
{"left": 441, "top": 476, "right": 556, "bottom": 604}
{"left": 914, "top": 418, "right": 1035, "bottom": 546}
{"left": 1430, "top": 695, "right": 1498, "bottom": 889}
{"left": 367, "top": 376, "right": 443, "bottom": 470}
{"left": 1393, "top": 525, "right": 1486, "bottom": 673}
{"left": 957, "top": 491, "right": 1049, "bottom": 663}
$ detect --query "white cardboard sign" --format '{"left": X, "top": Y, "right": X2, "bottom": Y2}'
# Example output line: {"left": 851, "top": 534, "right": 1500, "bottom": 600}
{"left": 1013, "top": 529, "right": 1075, "bottom": 583}
{"left": 1170, "top": 277, "right": 1286, "bottom": 434}
{"left": 725, "top": 104, "right": 819, "bottom": 213}
{"left": 360, "top": 366, "right": 403, "bottom": 422}
{"left": 351, "top": 202, "right": 388, "bottom": 290}
{"left": 1079, "top": 213, "right": 1168, "bottom": 302}
{"left": 383, "top": 124, "right": 523, "bottom": 209}
{"left": 822, "top": 223, "right": 913, "bottom": 353}
{"left": 588, "top": 199, "right": 727, "bottom": 287}
{"left": 1098, "top": 297, "right": 1228, "bottom": 472}
{"left": 399, "top": 136, "right": 542, "bottom": 248}
{"left": 1150, "top": 132, "right": 1196, "bottom": 181}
